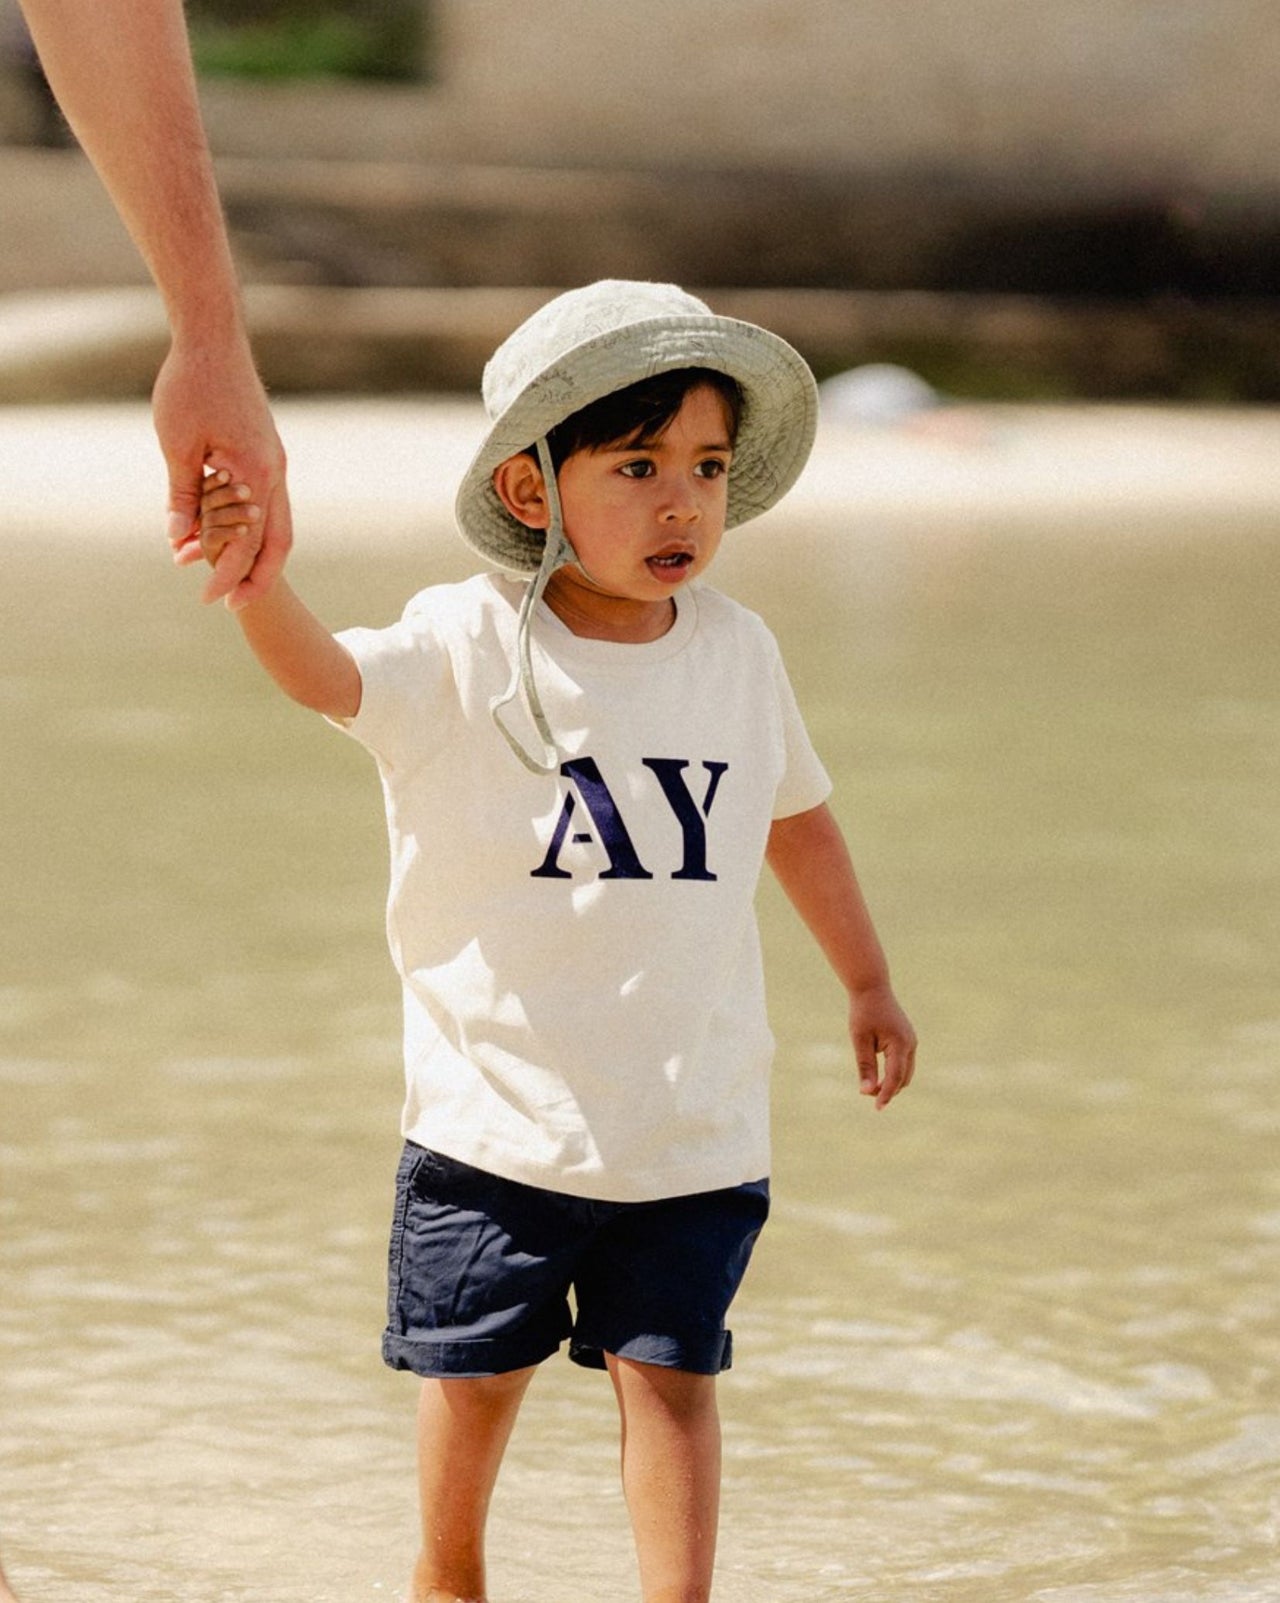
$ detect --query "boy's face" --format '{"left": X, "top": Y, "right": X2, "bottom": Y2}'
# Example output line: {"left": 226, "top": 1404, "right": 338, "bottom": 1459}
{"left": 508, "top": 384, "right": 734, "bottom": 635}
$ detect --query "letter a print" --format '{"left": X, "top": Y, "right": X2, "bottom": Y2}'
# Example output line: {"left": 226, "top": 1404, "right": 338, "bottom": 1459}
{"left": 530, "top": 757, "right": 655, "bottom": 880}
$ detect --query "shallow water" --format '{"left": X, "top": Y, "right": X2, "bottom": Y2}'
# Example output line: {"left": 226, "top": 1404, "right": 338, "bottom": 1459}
{"left": 2, "top": 499, "right": 1278, "bottom": 1601}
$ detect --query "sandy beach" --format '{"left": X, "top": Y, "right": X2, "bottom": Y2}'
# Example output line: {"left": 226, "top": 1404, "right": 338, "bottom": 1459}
{"left": 4, "top": 396, "right": 1279, "bottom": 553}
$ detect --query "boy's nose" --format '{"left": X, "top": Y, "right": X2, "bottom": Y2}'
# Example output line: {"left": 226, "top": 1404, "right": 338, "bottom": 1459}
{"left": 660, "top": 483, "right": 701, "bottom": 522}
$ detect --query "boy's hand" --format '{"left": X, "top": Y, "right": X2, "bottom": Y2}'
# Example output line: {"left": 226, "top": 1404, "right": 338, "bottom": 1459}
{"left": 187, "top": 469, "right": 264, "bottom": 596}
{"left": 849, "top": 984, "right": 917, "bottom": 1110}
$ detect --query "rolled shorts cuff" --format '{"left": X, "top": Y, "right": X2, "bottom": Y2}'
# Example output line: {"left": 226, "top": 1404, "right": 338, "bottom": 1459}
{"left": 383, "top": 1327, "right": 562, "bottom": 1379}
{"left": 570, "top": 1328, "right": 734, "bottom": 1375}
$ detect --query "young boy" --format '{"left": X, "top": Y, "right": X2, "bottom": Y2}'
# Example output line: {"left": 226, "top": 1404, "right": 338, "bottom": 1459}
{"left": 193, "top": 280, "right": 916, "bottom": 1603}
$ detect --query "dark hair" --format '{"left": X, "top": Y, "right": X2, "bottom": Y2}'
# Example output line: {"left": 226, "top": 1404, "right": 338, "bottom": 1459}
{"left": 539, "top": 366, "right": 745, "bottom": 472}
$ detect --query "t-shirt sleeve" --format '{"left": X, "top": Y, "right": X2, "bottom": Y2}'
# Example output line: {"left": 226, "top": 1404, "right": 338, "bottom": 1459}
{"left": 326, "top": 592, "right": 452, "bottom": 770}
{"left": 771, "top": 643, "right": 833, "bottom": 820}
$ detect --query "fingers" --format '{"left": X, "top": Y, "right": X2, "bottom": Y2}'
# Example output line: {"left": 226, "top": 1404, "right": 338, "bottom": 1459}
{"left": 166, "top": 479, "right": 202, "bottom": 564}
{"left": 215, "top": 479, "right": 294, "bottom": 611}
{"left": 152, "top": 329, "right": 285, "bottom": 597}
{"left": 169, "top": 467, "right": 253, "bottom": 553}
{"left": 196, "top": 471, "right": 292, "bottom": 611}
{"left": 851, "top": 1004, "right": 918, "bottom": 1111}
{"left": 855, "top": 1036, "right": 882, "bottom": 1100}
{"left": 179, "top": 469, "right": 263, "bottom": 599}
{"left": 201, "top": 472, "right": 257, "bottom": 521}
{"left": 874, "top": 1032, "right": 916, "bottom": 1110}
{"left": 202, "top": 529, "right": 262, "bottom": 604}
{"left": 157, "top": 396, "right": 290, "bottom": 604}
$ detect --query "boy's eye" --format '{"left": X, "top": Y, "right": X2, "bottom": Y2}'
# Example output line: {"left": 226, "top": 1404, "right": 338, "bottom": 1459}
{"left": 615, "top": 456, "right": 730, "bottom": 480}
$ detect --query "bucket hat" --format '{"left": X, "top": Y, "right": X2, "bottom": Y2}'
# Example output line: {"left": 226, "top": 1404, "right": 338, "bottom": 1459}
{"left": 455, "top": 278, "right": 818, "bottom": 570}
{"left": 455, "top": 280, "right": 818, "bottom": 772}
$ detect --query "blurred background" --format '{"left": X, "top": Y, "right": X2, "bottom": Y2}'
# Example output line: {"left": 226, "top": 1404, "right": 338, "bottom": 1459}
{"left": 2, "top": 0, "right": 1279, "bottom": 400}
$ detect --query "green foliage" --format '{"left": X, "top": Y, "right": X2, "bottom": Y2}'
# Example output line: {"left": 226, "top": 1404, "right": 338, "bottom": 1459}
{"left": 188, "top": 2, "right": 424, "bottom": 82}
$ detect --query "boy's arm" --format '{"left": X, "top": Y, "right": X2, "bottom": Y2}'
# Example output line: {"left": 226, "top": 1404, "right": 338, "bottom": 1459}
{"left": 18, "top": 0, "right": 289, "bottom": 607}
{"left": 766, "top": 802, "right": 917, "bottom": 1109}
{"left": 200, "top": 473, "right": 359, "bottom": 719}
{"left": 234, "top": 579, "right": 362, "bottom": 722}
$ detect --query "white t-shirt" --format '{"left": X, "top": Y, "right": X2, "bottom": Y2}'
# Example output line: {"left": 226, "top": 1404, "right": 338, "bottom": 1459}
{"left": 334, "top": 572, "right": 831, "bottom": 1201}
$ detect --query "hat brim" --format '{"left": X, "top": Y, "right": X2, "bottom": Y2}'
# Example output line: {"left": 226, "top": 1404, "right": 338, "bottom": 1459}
{"left": 454, "top": 312, "right": 818, "bottom": 572}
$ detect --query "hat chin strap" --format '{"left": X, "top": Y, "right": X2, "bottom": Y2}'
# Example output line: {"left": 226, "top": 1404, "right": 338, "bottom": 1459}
{"left": 490, "top": 435, "right": 577, "bottom": 774}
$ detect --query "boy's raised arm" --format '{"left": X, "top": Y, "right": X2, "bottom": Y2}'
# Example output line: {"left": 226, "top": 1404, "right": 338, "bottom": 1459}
{"left": 233, "top": 580, "right": 362, "bottom": 722}
{"left": 766, "top": 802, "right": 917, "bottom": 1109}
{"left": 199, "top": 473, "right": 359, "bottom": 719}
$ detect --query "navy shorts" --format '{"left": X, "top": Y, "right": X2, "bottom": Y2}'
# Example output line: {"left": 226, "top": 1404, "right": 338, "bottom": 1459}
{"left": 383, "top": 1142, "right": 770, "bottom": 1379}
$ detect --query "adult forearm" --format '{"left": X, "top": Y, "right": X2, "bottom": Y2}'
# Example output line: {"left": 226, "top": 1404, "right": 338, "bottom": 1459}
{"left": 22, "top": 0, "right": 291, "bottom": 605}
{"left": 19, "top": 0, "right": 243, "bottom": 339}
{"left": 766, "top": 803, "right": 892, "bottom": 996}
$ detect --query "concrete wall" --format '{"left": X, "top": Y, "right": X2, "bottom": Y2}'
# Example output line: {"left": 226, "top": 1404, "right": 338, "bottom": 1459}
{"left": 4, "top": 0, "right": 1277, "bottom": 202}
{"left": 175, "top": 0, "right": 1280, "bottom": 205}
{"left": 430, "top": 0, "right": 1280, "bottom": 196}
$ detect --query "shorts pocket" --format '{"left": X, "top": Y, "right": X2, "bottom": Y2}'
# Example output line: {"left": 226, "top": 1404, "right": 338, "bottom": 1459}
{"left": 386, "top": 1143, "right": 437, "bottom": 1328}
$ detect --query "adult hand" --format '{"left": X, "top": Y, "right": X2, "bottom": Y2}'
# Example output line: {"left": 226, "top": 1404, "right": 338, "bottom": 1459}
{"left": 155, "top": 333, "right": 292, "bottom": 609}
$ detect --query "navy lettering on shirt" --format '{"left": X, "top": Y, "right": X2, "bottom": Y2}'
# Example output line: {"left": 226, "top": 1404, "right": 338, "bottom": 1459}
{"left": 530, "top": 756, "right": 728, "bottom": 882}
{"left": 531, "top": 757, "right": 653, "bottom": 880}
{"left": 641, "top": 758, "right": 727, "bottom": 881}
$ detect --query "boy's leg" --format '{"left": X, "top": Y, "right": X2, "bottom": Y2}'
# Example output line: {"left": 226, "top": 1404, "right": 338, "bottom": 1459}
{"left": 411, "top": 1365, "right": 537, "bottom": 1603}
{"left": 606, "top": 1355, "right": 721, "bottom": 1603}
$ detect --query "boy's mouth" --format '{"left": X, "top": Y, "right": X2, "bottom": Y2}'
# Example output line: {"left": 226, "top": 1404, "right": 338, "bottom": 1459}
{"left": 646, "top": 550, "right": 694, "bottom": 575}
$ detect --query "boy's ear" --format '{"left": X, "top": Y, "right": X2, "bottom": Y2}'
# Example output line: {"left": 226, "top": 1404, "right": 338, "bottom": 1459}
{"left": 492, "top": 453, "right": 550, "bottom": 530}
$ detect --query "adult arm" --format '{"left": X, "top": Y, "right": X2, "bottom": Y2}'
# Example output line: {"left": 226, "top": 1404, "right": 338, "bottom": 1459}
{"left": 17, "top": 0, "right": 290, "bottom": 606}
{"left": 766, "top": 802, "right": 917, "bottom": 1109}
